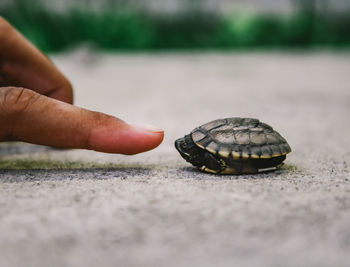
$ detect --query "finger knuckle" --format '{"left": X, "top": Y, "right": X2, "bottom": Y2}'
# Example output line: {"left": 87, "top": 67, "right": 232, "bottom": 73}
{"left": 0, "top": 87, "right": 40, "bottom": 116}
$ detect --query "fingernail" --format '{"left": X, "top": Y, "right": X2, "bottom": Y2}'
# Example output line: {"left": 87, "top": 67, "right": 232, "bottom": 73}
{"left": 132, "top": 123, "right": 164, "bottom": 133}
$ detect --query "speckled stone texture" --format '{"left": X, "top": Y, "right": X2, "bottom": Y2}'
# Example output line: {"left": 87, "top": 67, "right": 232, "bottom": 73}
{"left": 0, "top": 52, "right": 350, "bottom": 267}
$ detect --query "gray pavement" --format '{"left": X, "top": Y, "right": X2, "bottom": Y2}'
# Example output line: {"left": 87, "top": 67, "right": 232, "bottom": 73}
{"left": 1, "top": 52, "right": 350, "bottom": 267}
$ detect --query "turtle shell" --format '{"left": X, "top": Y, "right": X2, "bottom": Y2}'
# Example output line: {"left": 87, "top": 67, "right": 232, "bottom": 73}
{"left": 191, "top": 118, "right": 291, "bottom": 159}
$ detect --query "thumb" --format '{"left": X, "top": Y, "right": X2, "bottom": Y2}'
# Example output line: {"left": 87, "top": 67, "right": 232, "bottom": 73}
{"left": 0, "top": 87, "right": 164, "bottom": 154}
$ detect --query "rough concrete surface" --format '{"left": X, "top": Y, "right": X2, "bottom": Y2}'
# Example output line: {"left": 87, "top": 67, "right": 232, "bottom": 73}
{"left": 0, "top": 52, "right": 350, "bottom": 267}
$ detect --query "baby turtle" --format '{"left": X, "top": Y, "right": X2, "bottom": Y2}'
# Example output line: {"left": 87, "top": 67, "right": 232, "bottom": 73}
{"left": 175, "top": 117, "right": 291, "bottom": 174}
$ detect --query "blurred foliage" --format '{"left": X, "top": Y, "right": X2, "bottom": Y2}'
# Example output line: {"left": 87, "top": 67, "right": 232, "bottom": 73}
{"left": 1, "top": 0, "right": 350, "bottom": 52}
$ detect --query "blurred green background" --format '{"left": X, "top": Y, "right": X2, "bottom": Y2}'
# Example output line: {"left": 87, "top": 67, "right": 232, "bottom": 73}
{"left": 1, "top": 0, "right": 350, "bottom": 53}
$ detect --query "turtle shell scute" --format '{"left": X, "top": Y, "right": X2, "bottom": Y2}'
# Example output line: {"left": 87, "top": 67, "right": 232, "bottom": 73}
{"left": 191, "top": 117, "right": 291, "bottom": 159}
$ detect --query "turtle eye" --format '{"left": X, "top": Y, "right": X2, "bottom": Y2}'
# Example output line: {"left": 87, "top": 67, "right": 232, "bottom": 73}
{"left": 182, "top": 142, "right": 187, "bottom": 149}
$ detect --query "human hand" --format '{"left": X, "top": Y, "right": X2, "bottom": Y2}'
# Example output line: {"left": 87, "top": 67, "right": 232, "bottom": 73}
{"left": 0, "top": 17, "right": 164, "bottom": 154}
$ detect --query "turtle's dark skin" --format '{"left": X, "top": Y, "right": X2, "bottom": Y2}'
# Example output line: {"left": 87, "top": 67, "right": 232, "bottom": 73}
{"left": 175, "top": 134, "right": 225, "bottom": 172}
{"left": 175, "top": 117, "right": 291, "bottom": 175}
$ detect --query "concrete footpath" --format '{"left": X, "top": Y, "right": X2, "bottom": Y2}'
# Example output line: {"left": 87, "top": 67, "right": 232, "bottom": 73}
{"left": 1, "top": 52, "right": 350, "bottom": 267}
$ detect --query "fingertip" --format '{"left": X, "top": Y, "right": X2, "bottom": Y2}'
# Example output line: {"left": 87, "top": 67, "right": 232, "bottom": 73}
{"left": 87, "top": 120, "right": 164, "bottom": 155}
{"left": 121, "top": 124, "right": 164, "bottom": 155}
{"left": 131, "top": 123, "right": 164, "bottom": 134}
{"left": 147, "top": 128, "right": 165, "bottom": 151}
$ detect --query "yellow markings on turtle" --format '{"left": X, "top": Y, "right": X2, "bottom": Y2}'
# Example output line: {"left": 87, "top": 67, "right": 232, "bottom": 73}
{"left": 219, "top": 158, "right": 227, "bottom": 167}
{"left": 270, "top": 144, "right": 282, "bottom": 157}
{"left": 232, "top": 151, "right": 241, "bottom": 159}
{"left": 272, "top": 152, "right": 282, "bottom": 157}
{"left": 196, "top": 143, "right": 205, "bottom": 150}
{"left": 240, "top": 146, "right": 250, "bottom": 159}
{"left": 250, "top": 154, "right": 260, "bottom": 159}
{"left": 283, "top": 144, "right": 292, "bottom": 153}
{"left": 260, "top": 145, "right": 272, "bottom": 158}
{"left": 202, "top": 167, "right": 219, "bottom": 174}
{"left": 218, "top": 150, "right": 230, "bottom": 158}
{"left": 279, "top": 144, "right": 290, "bottom": 155}
{"left": 260, "top": 154, "right": 272, "bottom": 159}
{"left": 206, "top": 147, "right": 216, "bottom": 155}
{"left": 241, "top": 152, "right": 250, "bottom": 159}
{"left": 205, "top": 141, "right": 219, "bottom": 155}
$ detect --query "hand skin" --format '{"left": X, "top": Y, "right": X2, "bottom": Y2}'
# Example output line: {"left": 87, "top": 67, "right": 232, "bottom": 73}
{"left": 0, "top": 17, "right": 164, "bottom": 154}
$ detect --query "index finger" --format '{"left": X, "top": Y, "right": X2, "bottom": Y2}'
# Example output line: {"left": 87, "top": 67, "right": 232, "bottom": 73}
{"left": 0, "top": 87, "right": 164, "bottom": 154}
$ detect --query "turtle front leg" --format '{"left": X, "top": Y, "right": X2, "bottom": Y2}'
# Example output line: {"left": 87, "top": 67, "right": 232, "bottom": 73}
{"left": 198, "top": 151, "right": 226, "bottom": 174}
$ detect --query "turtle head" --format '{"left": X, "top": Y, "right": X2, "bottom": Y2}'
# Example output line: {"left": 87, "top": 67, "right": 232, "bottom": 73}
{"left": 175, "top": 134, "right": 209, "bottom": 167}
{"left": 175, "top": 134, "right": 226, "bottom": 173}
{"left": 175, "top": 135, "right": 193, "bottom": 162}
